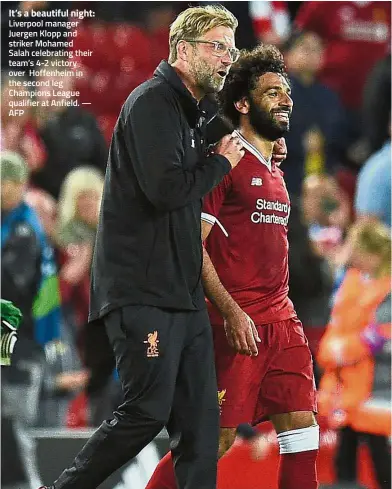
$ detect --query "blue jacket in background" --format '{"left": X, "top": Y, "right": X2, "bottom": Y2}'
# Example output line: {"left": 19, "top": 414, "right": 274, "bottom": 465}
{"left": 1, "top": 201, "right": 61, "bottom": 346}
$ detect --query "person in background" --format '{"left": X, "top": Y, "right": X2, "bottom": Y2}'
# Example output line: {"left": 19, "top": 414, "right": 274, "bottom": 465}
{"left": 295, "top": 1, "right": 391, "bottom": 150}
{"left": 1, "top": 151, "right": 76, "bottom": 487}
{"left": 25, "top": 189, "right": 58, "bottom": 246}
{"left": 281, "top": 30, "right": 347, "bottom": 198}
{"left": 1, "top": 151, "right": 60, "bottom": 349}
{"left": 362, "top": 53, "right": 391, "bottom": 154}
{"left": 328, "top": 125, "right": 391, "bottom": 303}
{"left": 26, "top": 187, "right": 90, "bottom": 427}
{"left": 286, "top": 199, "right": 333, "bottom": 331}
{"left": 56, "top": 166, "right": 104, "bottom": 334}
{"left": 30, "top": 57, "right": 108, "bottom": 199}
{"left": 302, "top": 174, "right": 352, "bottom": 274}
{"left": 317, "top": 221, "right": 391, "bottom": 489}
{"left": 355, "top": 133, "right": 391, "bottom": 228}
{"left": 1, "top": 299, "right": 32, "bottom": 489}
{"left": 55, "top": 166, "right": 105, "bottom": 426}
{"left": 1, "top": 72, "right": 47, "bottom": 172}
{"left": 1, "top": 299, "right": 21, "bottom": 366}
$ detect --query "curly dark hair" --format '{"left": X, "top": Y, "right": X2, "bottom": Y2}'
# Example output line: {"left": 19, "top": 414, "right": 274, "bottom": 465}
{"left": 218, "top": 44, "right": 289, "bottom": 128}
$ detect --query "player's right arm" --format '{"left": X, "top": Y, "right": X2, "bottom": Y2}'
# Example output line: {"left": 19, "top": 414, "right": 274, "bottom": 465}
{"left": 201, "top": 179, "right": 260, "bottom": 356}
{"left": 202, "top": 237, "right": 260, "bottom": 356}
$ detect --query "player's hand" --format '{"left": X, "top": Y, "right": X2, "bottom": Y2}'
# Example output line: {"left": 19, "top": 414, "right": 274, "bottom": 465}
{"left": 272, "top": 137, "right": 287, "bottom": 166}
{"left": 224, "top": 307, "right": 260, "bottom": 356}
{"left": 214, "top": 133, "right": 245, "bottom": 169}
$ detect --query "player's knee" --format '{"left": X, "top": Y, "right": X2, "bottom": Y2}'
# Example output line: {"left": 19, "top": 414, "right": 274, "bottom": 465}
{"left": 117, "top": 401, "right": 169, "bottom": 433}
{"left": 271, "top": 412, "right": 319, "bottom": 454}
{"left": 218, "top": 428, "right": 236, "bottom": 458}
{"left": 271, "top": 411, "right": 317, "bottom": 433}
{"left": 277, "top": 424, "right": 319, "bottom": 455}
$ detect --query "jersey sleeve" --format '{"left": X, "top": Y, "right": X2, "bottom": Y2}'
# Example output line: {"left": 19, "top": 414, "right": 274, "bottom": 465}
{"left": 201, "top": 172, "right": 232, "bottom": 228}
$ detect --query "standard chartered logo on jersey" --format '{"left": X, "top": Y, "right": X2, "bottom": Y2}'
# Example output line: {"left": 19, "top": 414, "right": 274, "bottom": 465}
{"left": 251, "top": 198, "right": 290, "bottom": 225}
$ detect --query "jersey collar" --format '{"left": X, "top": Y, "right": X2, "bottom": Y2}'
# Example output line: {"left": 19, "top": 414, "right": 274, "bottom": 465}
{"left": 234, "top": 130, "right": 272, "bottom": 172}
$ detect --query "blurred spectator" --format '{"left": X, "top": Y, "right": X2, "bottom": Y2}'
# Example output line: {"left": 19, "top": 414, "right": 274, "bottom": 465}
{"left": 287, "top": 200, "right": 333, "bottom": 330}
{"left": 330, "top": 125, "right": 390, "bottom": 296}
{"left": 1, "top": 72, "right": 47, "bottom": 172}
{"left": 317, "top": 221, "right": 391, "bottom": 489}
{"left": 54, "top": 166, "right": 107, "bottom": 427}
{"left": 281, "top": 30, "right": 347, "bottom": 197}
{"left": 56, "top": 166, "right": 104, "bottom": 334}
{"left": 295, "top": 1, "right": 390, "bottom": 113}
{"left": 249, "top": 0, "right": 291, "bottom": 46}
{"left": 30, "top": 57, "right": 108, "bottom": 199}
{"left": 355, "top": 136, "right": 391, "bottom": 227}
{"left": 143, "top": 2, "right": 178, "bottom": 67}
{"left": 25, "top": 189, "right": 58, "bottom": 245}
{"left": 1, "top": 151, "right": 44, "bottom": 488}
{"left": 302, "top": 174, "right": 352, "bottom": 272}
{"left": 1, "top": 151, "right": 60, "bottom": 343}
{"left": 1, "top": 151, "right": 60, "bottom": 487}
{"left": 295, "top": 0, "right": 391, "bottom": 158}
{"left": 1, "top": 151, "right": 88, "bottom": 421}
{"left": 362, "top": 53, "right": 391, "bottom": 154}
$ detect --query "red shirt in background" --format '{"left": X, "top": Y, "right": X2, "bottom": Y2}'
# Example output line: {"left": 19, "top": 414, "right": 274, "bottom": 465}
{"left": 295, "top": 1, "right": 391, "bottom": 110}
{"left": 202, "top": 135, "right": 296, "bottom": 327}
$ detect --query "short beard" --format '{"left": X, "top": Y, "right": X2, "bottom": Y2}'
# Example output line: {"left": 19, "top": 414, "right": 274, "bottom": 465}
{"left": 190, "top": 57, "right": 224, "bottom": 94}
{"left": 248, "top": 95, "right": 290, "bottom": 141}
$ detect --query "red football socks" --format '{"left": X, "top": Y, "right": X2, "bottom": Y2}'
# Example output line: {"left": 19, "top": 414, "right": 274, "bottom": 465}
{"left": 145, "top": 451, "right": 176, "bottom": 489}
{"left": 146, "top": 446, "right": 318, "bottom": 489}
{"left": 278, "top": 449, "right": 318, "bottom": 489}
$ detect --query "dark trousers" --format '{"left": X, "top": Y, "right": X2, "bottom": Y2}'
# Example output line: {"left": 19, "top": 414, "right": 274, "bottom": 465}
{"left": 335, "top": 426, "right": 391, "bottom": 489}
{"left": 53, "top": 305, "right": 220, "bottom": 489}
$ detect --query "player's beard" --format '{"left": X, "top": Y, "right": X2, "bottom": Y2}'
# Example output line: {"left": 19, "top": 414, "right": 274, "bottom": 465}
{"left": 190, "top": 57, "right": 226, "bottom": 94}
{"left": 248, "top": 95, "right": 290, "bottom": 141}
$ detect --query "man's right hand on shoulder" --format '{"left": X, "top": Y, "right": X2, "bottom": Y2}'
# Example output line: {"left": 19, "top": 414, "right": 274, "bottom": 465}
{"left": 214, "top": 133, "right": 245, "bottom": 169}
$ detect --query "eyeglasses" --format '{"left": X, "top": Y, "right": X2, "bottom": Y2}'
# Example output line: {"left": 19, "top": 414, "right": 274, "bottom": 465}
{"left": 181, "top": 39, "right": 240, "bottom": 63}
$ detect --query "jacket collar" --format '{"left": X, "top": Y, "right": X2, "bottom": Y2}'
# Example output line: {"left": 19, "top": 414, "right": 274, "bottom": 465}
{"left": 154, "top": 60, "right": 217, "bottom": 128}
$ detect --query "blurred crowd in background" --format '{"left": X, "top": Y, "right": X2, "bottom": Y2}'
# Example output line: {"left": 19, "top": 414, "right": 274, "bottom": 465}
{"left": 1, "top": 1, "right": 391, "bottom": 488}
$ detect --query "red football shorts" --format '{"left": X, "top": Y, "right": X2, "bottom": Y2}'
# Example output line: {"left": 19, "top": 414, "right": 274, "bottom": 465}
{"left": 212, "top": 317, "right": 317, "bottom": 427}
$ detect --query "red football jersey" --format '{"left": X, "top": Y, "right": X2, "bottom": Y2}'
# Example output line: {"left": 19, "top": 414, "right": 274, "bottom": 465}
{"left": 202, "top": 133, "right": 296, "bottom": 326}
